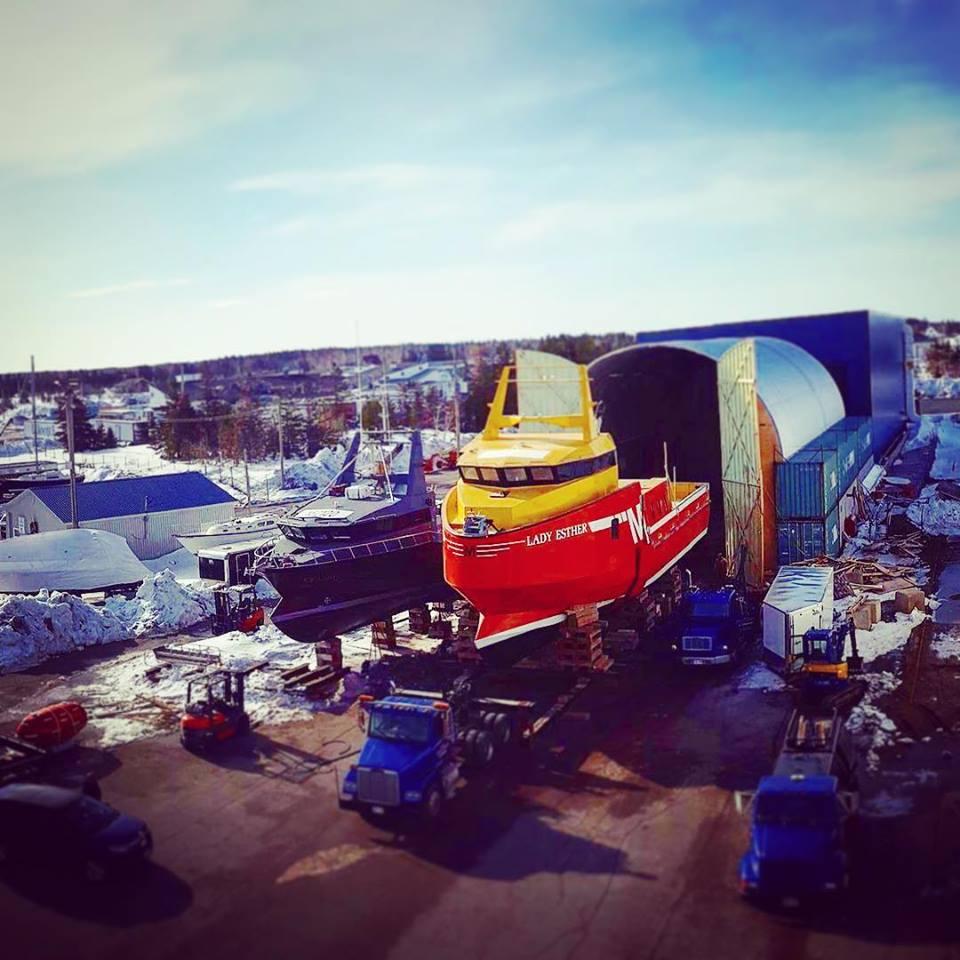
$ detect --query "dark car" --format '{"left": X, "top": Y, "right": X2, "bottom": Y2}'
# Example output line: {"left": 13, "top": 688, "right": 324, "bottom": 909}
{"left": 0, "top": 783, "right": 152, "bottom": 881}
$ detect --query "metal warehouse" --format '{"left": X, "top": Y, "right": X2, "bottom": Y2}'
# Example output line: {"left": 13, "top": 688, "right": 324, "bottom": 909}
{"left": 633, "top": 309, "right": 916, "bottom": 456}
{"left": 590, "top": 337, "right": 845, "bottom": 588}
{"left": 0, "top": 472, "right": 237, "bottom": 559}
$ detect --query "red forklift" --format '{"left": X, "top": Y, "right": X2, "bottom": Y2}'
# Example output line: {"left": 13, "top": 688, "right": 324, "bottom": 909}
{"left": 179, "top": 664, "right": 263, "bottom": 752}
{"left": 211, "top": 584, "right": 265, "bottom": 634}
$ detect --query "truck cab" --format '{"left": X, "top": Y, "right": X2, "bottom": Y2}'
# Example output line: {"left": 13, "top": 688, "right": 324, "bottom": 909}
{"left": 739, "top": 774, "right": 850, "bottom": 899}
{"left": 339, "top": 695, "right": 461, "bottom": 821}
{"left": 673, "top": 587, "right": 753, "bottom": 665}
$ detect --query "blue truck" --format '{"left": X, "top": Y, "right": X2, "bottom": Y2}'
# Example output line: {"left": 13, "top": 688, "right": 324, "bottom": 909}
{"left": 339, "top": 675, "right": 590, "bottom": 822}
{"left": 739, "top": 708, "right": 858, "bottom": 901}
{"left": 670, "top": 586, "right": 755, "bottom": 666}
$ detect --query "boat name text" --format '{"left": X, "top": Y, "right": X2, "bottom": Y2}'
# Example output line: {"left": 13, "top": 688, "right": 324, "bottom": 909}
{"left": 526, "top": 522, "right": 589, "bottom": 547}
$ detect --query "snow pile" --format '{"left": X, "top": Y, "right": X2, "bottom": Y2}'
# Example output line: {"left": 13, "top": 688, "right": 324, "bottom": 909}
{"left": 144, "top": 547, "right": 200, "bottom": 580}
{"left": 0, "top": 591, "right": 128, "bottom": 673}
{"left": 907, "top": 485, "right": 960, "bottom": 535}
{"left": 64, "top": 624, "right": 356, "bottom": 747}
{"left": 847, "top": 671, "right": 900, "bottom": 770}
{"left": 932, "top": 636, "right": 960, "bottom": 662}
{"left": 853, "top": 608, "right": 927, "bottom": 662}
{"left": 83, "top": 464, "right": 137, "bottom": 483}
{"left": 916, "top": 378, "right": 960, "bottom": 399}
{"left": 903, "top": 416, "right": 939, "bottom": 452}
{"left": 104, "top": 570, "right": 214, "bottom": 637}
{"left": 930, "top": 417, "right": 960, "bottom": 480}
{"left": 733, "top": 661, "right": 786, "bottom": 692}
{"left": 276, "top": 446, "right": 344, "bottom": 492}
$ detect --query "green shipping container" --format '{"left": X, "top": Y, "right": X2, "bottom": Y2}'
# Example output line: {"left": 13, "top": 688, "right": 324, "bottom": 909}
{"left": 776, "top": 505, "right": 841, "bottom": 564}
{"left": 776, "top": 448, "right": 840, "bottom": 519}
{"left": 804, "top": 429, "right": 857, "bottom": 493}
{"left": 836, "top": 416, "right": 872, "bottom": 470}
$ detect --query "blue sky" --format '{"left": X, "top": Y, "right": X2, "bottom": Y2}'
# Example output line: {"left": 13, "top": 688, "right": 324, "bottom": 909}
{"left": 2, "top": 0, "right": 959, "bottom": 373}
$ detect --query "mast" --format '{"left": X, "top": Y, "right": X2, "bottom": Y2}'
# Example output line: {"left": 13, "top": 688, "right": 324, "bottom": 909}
{"left": 30, "top": 355, "right": 38, "bottom": 470}
{"left": 354, "top": 320, "right": 363, "bottom": 444}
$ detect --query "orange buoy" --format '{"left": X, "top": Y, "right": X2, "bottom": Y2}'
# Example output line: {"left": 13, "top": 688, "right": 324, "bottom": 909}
{"left": 16, "top": 702, "right": 88, "bottom": 748}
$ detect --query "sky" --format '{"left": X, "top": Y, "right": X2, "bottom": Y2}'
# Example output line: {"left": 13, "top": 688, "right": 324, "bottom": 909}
{"left": 2, "top": 0, "right": 959, "bottom": 374}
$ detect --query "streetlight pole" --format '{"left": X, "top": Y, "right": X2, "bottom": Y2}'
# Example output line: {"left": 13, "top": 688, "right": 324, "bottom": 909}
{"left": 30, "top": 355, "right": 39, "bottom": 470}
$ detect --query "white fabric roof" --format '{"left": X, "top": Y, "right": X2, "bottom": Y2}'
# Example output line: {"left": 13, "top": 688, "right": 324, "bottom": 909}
{"left": 650, "top": 336, "right": 845, "bottom": 459}
{"left": 0, "top": 529, "right": 149, "bottom": 593}
{"left": 763, "top": 564, "right": 833, "bottom": 613}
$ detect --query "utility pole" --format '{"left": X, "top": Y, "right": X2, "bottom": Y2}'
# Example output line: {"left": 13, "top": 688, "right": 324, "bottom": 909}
{"left": 354, "top": 319, "right": 363, "bottom": 442}
{"left": 243, "top": 448, "right": 251, "bottom": 503}
{"left": 30, "top": 355, "right": 39, "bottom": 470}
{"left": 277, "top": 398, "right": 285, "bottom": 488}
{"left": 65, "top": 385, "right": 79, "bottom": 528}
{"left": 381, "top": 360, "right": 391, "bottom": 435}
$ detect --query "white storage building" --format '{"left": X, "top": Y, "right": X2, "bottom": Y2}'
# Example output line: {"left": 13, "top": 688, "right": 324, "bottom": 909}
{"left": 761, "top": 564, "right": 834, "bottom": 670}
{"left": 0, "top": 472, "right": 237, "bottom": 560}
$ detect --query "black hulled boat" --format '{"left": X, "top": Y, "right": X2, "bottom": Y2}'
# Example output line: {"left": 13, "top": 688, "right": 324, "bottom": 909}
{"left": 256, "top": 431, "right": 455, "bottom": 642}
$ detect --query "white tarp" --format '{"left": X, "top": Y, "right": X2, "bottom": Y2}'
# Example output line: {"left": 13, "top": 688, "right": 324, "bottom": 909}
{"left": 0, "top": 529, "right": 150, "bottom": 593}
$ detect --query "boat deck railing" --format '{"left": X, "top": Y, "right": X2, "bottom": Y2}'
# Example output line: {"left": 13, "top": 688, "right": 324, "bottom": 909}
{"left": 268, "top": 527, "right": 438, "bottom": 568}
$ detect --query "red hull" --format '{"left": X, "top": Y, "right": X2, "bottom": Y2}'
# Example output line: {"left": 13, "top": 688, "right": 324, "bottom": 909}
{"left": 444, "top": 480, "right": 709, "bottom": 648}
{"left": 16, "top": 702, "right": 88, "bottom": 748}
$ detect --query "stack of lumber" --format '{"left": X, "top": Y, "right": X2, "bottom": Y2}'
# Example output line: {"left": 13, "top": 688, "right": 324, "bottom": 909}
{"left": 556, "top": 604, "right": 612, "bottom": 672}
{"left": 452, "top": 605, "right": 482, "bottom": 661}
{"left": 280, "top": 638, "right": 344, "bottom": 697}
{"left": 408, "top": 605, "right": 432, "bottom": 635}
{"left": 795, "top": 556, "right": 920, "bottom": 599}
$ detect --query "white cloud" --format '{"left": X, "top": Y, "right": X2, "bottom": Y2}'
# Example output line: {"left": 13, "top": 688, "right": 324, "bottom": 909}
{"left": 231, "top": 164, "right": 489, "bottom": 194}
{"left": 0, "top": 1, "right": 305, "bottom": 175}
{"left": 69, "top": 278, "right": 191, "bottom": 299}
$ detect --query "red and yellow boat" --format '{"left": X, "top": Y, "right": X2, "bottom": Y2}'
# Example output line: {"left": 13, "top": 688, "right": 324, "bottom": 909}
{"left": 442, "top": 364, "right": 710, "bottom": 650}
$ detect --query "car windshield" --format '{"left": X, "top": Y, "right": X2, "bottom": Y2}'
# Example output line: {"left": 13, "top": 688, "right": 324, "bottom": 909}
{"left": 687, "top": 598, "right": 729, "bottom": 620}
{"left": 755, "top": 792, "right": 837, "bottom": 827}
{"left": 368, "top": 709, "right": 434, "bottom": 744}
{"left": 63, "top": 796, "right": 117, "bottom": 833}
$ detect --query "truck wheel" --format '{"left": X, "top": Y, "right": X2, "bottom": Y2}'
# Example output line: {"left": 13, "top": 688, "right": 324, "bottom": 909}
{"left": 464, "top": 728, "right": 478, "bottom": 758}
{"left": 474, "top": 730, "right": 495, "bottom": 766}
{"left": 422, "top": 785, "right": 444, "bottom": 820}
{"left": 492, "top": 713, "right": 511, "bottom": 745}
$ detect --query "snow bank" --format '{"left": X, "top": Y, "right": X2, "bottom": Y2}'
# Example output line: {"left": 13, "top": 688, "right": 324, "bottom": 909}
{"left": 916, "top": 378, "right": 960, "bottom": 399}
{"left": 903, "top": 416, "right": 938, "bottom": 452}
{"left": 847, "top": 671, "right": 900, "bottom": 770}
{"left": 0, "top": 591, "right": 128, "bottom": 673}
{"left": 854, "top": 608, "right": 927, "bottom": 662}
{"left": 65, "top": 624, "right": 358, "bottom": 747}
{"left": 273, "top": 446, "right": 344, "bottom": 492}
{"left": 144, "top": 547, "right": 200, "bottom": 580}
{"left": 932, "top": 636, "right": 960, "bottom": 662}
{"left": 104, "top": 570, "right": 214, "bottom": 637}
{"left": 930, "top": 417, "right": 960, "bottom": 480}
{"left": 907, "top": 484, "right": 960, "bottom": 535}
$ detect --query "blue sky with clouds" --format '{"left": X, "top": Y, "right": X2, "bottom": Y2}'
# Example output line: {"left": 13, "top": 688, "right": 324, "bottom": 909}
{"left": 2, "top": 0, "right": 958, "bottom": 373}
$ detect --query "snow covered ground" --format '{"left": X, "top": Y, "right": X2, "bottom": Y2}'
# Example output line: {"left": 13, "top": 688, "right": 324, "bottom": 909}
{"left": 847, "top": 671, "right": 902, "bottom": 771}
{"left": 916, "top": 377, "right": 960, "bottom": 399}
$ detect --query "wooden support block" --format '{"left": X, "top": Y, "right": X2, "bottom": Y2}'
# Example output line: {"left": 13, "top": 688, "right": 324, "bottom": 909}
{"left": 895, "top": 588, "right": 925, "bottom": 614}
{"left": 372, "top": 618, "right": 397, "bottom": 647}
{"left": 851, "top": 605, "right": 875, "bottom": 631}
{"left": 408, "top": 606, "right": 432, "bottom": 635}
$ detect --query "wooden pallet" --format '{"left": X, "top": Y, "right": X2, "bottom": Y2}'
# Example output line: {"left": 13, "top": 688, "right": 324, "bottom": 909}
{"left": 408, "top": 606, "right": 432, "bottom": 635}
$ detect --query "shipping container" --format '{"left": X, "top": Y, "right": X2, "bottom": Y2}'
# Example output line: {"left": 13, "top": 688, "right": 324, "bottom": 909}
{"left": 776, "top": 448, "right": 839, "bottom": 519}
{"left": 776, "top": 505, "right": 841, "bottom": 564}
{"left": 803, "top": 429, "right": 857, "bottom": 493}
{"left": 838, "top": 416, "right": 873, "bottom": 469}
{"left": 762, "top": 564, "right": 834, "bottom": 670}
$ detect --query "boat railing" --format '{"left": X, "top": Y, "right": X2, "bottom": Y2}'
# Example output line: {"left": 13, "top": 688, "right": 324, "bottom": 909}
{"left": 669, "top": 480, "right": 708, "bottom": 508}
{"left": 268, "top": 528, "right": 438, "bottom": 568}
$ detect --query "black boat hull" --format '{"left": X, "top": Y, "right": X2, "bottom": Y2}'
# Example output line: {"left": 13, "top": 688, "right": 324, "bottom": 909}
{"left": 261, "top": 540, "right": 457, "bottom": 643}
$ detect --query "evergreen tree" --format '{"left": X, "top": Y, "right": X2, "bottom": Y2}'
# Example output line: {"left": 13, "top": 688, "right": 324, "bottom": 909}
{"left": 104, "top": 428, "right": 118, "bottom": 449}
{"left": 55, "top": 394, "right": 98, "bottom": 451}
{"left": 156, "top": 394, "right": 205, "bottom": 460}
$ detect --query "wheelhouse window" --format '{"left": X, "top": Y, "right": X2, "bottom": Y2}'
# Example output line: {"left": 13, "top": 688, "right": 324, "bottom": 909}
{"left": 460, "top": 450, "right": 616, "bottom": 487}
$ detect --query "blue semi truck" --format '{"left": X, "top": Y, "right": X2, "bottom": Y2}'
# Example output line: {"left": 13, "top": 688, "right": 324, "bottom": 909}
{"left": 339, "top": 675, "right": 590, "bottom": 822}
{"left": 739, "top": 707, "right": 858, "bottom": 901}
{"left": 670, "top": 586, "right": 755, "bottom": 665}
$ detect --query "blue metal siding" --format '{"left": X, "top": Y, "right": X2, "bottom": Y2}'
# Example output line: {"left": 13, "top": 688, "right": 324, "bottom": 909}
{"left": 776, "top": 449, "right": 839, "bottom": 519}
{"left": 635, "top": 310, "right": 907, "bottom": 456}
{"left": 777, "top": 506, "right": 841, "bottom": 564}
{"left": 34, "top": 471, "right": 236, "bottom": 523}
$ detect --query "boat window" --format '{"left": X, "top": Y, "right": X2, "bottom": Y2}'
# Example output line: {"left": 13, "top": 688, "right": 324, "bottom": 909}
{"left": 504, "top": 467, "right": 527, "bottom": 482}
{"left": 530, "top": 467, "right": 554, "bottom": 482}
{"left": 479, "top": 468, "right": 500, "bottom": 483}
{"left": 460, "top": 466, "right": 479, "bottom": 481}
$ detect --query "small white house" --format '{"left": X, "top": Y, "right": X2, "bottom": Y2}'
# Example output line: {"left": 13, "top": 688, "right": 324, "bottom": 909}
{"left": 762, "top": 564, "right": 834, "bottom": 671}
{"left": 0, "top": 472, "right": 237, "bottom": 560}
